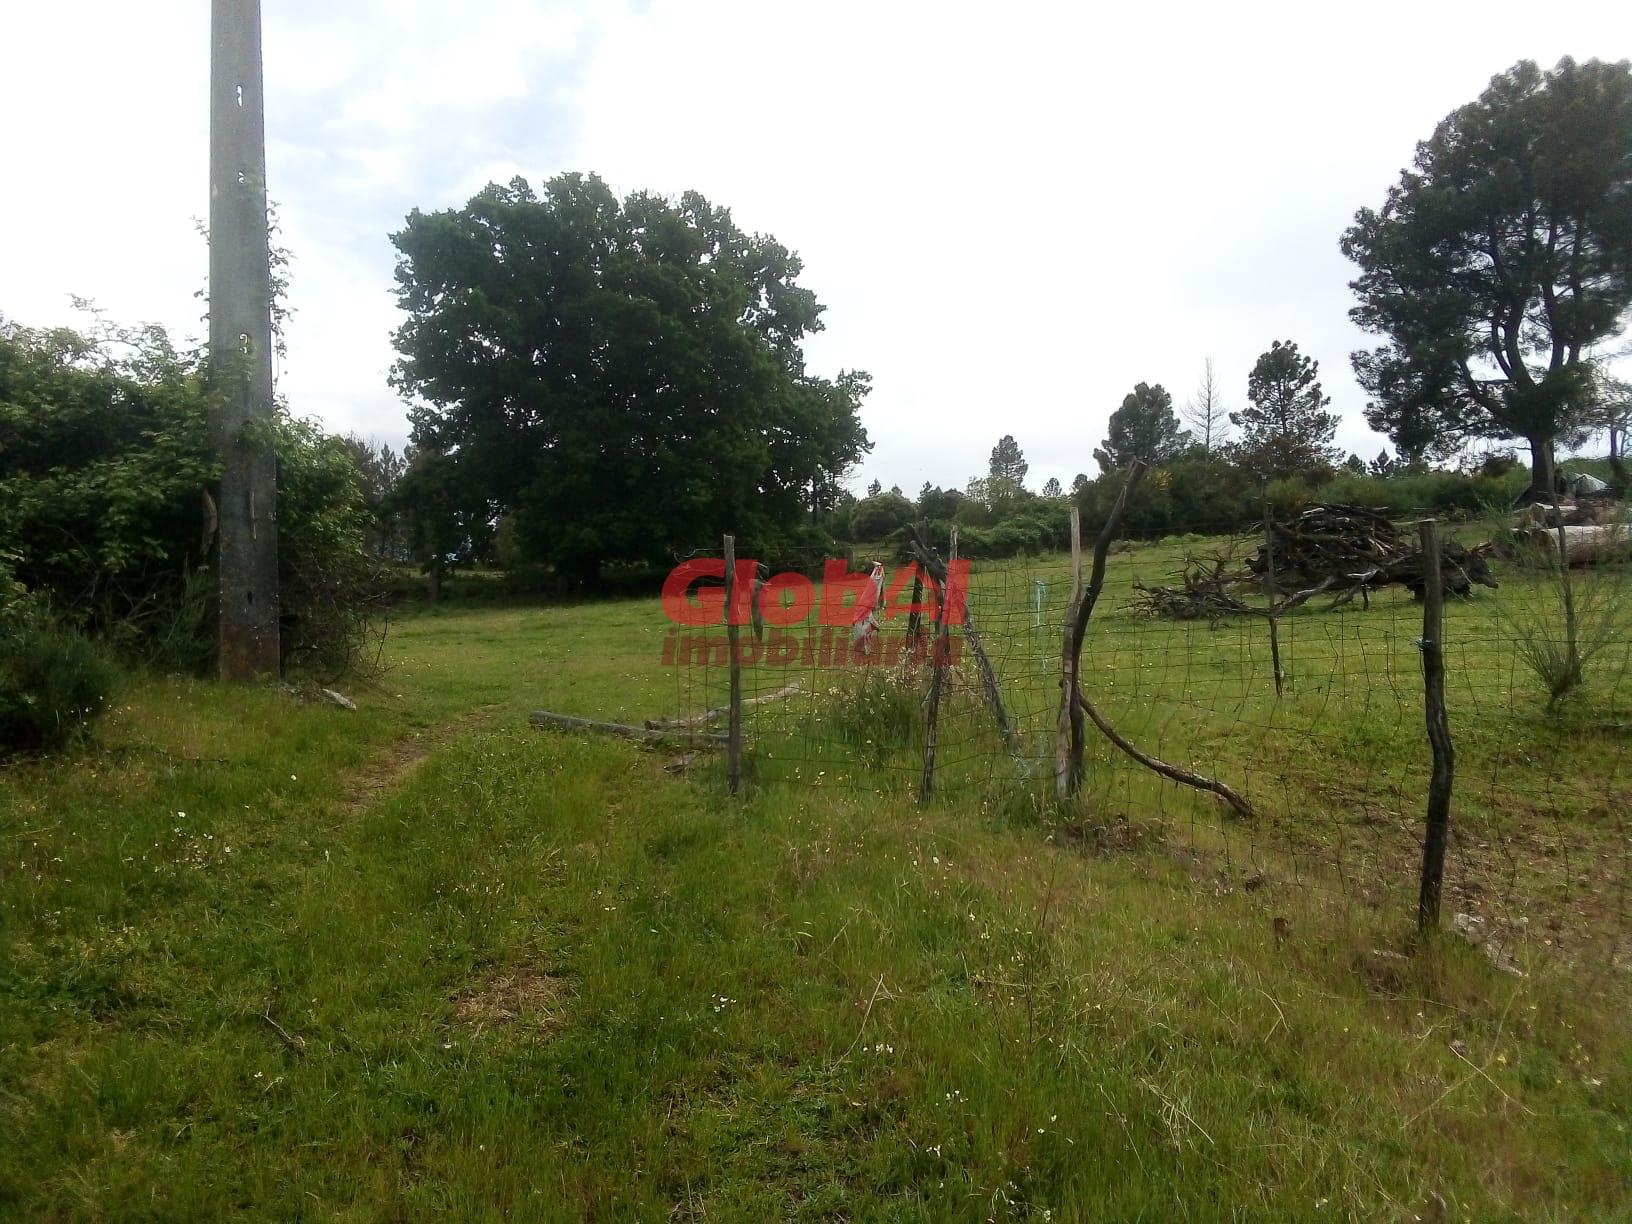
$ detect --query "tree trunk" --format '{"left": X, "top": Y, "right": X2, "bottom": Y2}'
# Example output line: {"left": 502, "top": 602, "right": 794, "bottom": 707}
{"left": 1609, "top": 425, "right": 1629, "bottom": 492}
{"left": 426, "top": 563, "right": 442, "bottom": 605}
{"left": 1524, "top": 437, "right": 1557, "bottom": 502}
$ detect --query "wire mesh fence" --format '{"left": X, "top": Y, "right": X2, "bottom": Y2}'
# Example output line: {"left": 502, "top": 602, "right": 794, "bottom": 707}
{"left": 659, "top": 522, "right": 1631, "bottom": 976}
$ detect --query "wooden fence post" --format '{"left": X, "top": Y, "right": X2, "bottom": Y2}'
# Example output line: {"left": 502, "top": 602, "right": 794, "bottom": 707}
{"left": 1055, "top": 506, "right": 1084, "bottom": 799}
{"left": 920, "top": 527, "right": 957, "bottom": 803}
{"left": 1263, "top": 498, "right": 1285, "bottom": 698}
{"left": 1063, "top": 462, "right": 1148, "bottom": 793}
{"left": 905, "top": 537, "right": 925, "bottom": 652}
{"left": 1416, "top": 519, "right": 1454, "bottom": 935}
{"left": 724, "top": 533, "right": 742, "bottom": 796}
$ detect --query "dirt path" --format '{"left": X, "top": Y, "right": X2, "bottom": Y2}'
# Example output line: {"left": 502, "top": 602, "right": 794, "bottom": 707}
{"left": 342, "top": 706, "right": 498, "bottom": 812}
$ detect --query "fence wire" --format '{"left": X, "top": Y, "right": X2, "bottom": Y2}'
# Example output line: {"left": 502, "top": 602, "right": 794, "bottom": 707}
{"left": 660, "top": 529, "right": 1631, "bottom": 976}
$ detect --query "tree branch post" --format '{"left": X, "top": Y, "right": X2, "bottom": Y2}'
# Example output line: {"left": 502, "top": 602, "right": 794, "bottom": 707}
{"left": 906, "top": 524, "right": 1014, "bottom": 753}
{"left": 1416, "top": 520, "right": 1454, "bottom": 935}
{"left": 724, "top": 533, "right": 742, "bottom": 795}
{"left": 1063, "top": 461, "right": 1148, "bottom": 794}
{"left": 920, "top": 527, "right": 957, "bottom": 803}
{"left": 1055, "top": 506, "right": 1084, "bottom": 799}
{"left": 1263, "top": 496, "right": 1285, "bottom": 698}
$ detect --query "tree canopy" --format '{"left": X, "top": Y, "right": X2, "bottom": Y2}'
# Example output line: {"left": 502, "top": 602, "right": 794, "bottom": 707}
{"left": 1100, "top": 382, "right": 1189, "bottom": 471}
{"left": 1232, "top": 340, "right": 1340, "bottom": 480}
{"left": 988, "top": 435, "right": 1028, "bottom": 487}
{"left": 390, "top": 173, "right": 870, "bottom": 578}
{"left": 1342, "top": 57, "right": 1632, "bottom": 494}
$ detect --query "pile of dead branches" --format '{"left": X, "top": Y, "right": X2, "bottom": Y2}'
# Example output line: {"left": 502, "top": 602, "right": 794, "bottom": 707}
{"left": 1132, "top": 545, "right": 1258, "bottom": 621}
{"left": 1245, "top": 504, "right": 1401, "bottom": 593}
{"left": 1132, "top": 505, "right": 1499, "bottom": 620}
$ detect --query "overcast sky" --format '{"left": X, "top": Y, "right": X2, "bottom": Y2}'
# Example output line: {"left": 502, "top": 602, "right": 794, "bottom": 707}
{"left": 3, "top": 1, "right": 1629, "bottom": 495}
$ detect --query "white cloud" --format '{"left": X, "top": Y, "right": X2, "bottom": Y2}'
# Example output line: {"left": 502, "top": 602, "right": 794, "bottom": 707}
{"left": 2, "top": 0, "right": 1628, "bottom": 487}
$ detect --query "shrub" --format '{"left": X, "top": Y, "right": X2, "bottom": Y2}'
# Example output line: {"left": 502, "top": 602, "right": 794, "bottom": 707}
{"left": 1487, "top": 516, "right": 1632, "bottom": 711}
{"left": 0, "top": 621, "right": 117, "bottom": 755}
{"left": 0, "top": 316, "right": 387, "bottom": 679}
{"left": 851, "top": 492, "right": 915, "bottom": 541}
{"left": 271, "top": 417, "right": 390, "bottom": 679}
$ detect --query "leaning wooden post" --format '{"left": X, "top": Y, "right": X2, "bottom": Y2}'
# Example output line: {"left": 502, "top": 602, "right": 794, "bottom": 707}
{"left": 723, "top": 534, "right": 743, "bottom": 795}
{"left": 1416, "top": 520, "right": 1454, "bottom": 936}
{"left": 904, "top": 546, "right": 925, "bottom": 654}
{"left": 1065, "top": 462, "right": 1148, "bottom": 793}
{"left": 1055, "top": 506, "right": 1084, "bottom": 800}
{"left": 920, "top": 527, "right": 957, "bottom": 803}
{"left": 1262, "top": 497, "right": 1285, "bottom": 698}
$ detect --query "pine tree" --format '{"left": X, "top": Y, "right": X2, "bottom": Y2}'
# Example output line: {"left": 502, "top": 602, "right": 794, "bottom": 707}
{"left": 1231, "top": 340, "right": 1340, "bottom": 480}
{"left": 988, "top": 435, "right": 1028, "bottom": 488}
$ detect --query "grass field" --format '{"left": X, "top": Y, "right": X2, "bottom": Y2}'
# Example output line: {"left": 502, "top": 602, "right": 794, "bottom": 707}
{"left": 3, "top": 539, "right": 1630, "bottom": 1219}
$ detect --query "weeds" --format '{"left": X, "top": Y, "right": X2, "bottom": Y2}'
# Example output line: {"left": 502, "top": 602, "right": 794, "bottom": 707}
{"left": 820, "top": 660, "right": 927, "bottom": 763}
{"left": 1486, "top": 509, "right": 1632, "bottom": 711}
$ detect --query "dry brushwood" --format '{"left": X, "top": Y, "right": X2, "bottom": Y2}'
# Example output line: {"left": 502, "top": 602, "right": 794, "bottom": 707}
{"left": 1132, "top": 545, "right": 1340, "bottom": 622}
{"left": 1246, "top": 503, "right": 1402, "bottom": 594}
{"left": 1326, "top": 539, "right": 1499, "bottom": 605}
{"left": 1132, "top": 545, "right": 1256, "bottom": 622}
{"left": 1132, "top": 505, "right": 1498, "bottom": 620}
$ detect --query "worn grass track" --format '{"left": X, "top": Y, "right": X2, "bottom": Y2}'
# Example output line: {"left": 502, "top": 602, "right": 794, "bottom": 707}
{"left": 2, "top": 576, "right": 1629, "bottom": 1219}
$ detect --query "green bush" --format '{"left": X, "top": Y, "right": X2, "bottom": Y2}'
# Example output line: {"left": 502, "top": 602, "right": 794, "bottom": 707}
{"left": 0, "top": 316, "right": 387, "bottom": 678}
{"left": 0, "top": 621, "right": 117, "bottom": 755}
{"left": 850, "top": 492, "right": 915, "bottom": 541}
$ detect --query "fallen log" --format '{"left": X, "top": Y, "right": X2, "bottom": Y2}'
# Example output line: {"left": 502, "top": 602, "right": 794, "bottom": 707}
{"left": 530, "top": 710, "right": 727, "bottom": 745}
{"left": 1517, "top": 522, "right": 1632, "bottom": 566}
{"left": 644, "top": 682, "right": 802, "bottom": 731}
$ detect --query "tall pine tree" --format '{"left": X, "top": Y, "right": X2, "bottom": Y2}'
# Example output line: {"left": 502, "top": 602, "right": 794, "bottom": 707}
{"left": 1231, "top": 341, "right": 1340, "bottom": 480}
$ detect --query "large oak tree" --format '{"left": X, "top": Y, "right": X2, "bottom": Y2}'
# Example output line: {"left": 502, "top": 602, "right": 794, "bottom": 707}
{"left": 1342, "top": 57, "right": 1632, "bottom": 496}
{"left": 389, "top": 173, "right": 870, "bottom": 579}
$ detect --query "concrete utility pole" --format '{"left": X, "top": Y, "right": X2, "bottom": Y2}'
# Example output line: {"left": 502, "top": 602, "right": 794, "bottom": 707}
{"left": 209, "top": 0, "right": 280, "bottom": 679}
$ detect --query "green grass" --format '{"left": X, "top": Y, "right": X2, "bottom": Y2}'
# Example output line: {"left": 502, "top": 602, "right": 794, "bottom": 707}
{"left": 3, "top": 549, "right": 1630, "bottom": 1219}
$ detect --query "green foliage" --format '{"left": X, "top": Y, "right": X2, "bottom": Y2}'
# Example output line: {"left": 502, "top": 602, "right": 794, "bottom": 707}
{"left": 0, "top": 547, "right": 35, "bottom": 630}
{"left": 339, "top": 435, "right": 409, "bottom": 560}
{"left": 915, "top": 484, "right": 964, "bottom": 524}
{"left": 0, "top": 618, "right": 117, "bottom": 755}
{"left": 849, "top": 491, "right": 914, "bottom": 541}
{"left": 1074, "top": 451, "right": 1256, "bottom": 538}
{"left": 1232, "top": 340, "right": 1340, "bottom": 480}
{"left": 1343, "top": 57, "right": 1632, "bottom": 493}
{"left": 1319, "top": 469, "right": 1526, "bottom": 517}
{"left": 273, "top": 417, "right": 390, "bottom": 679}
{"left": 1101, "top": 382, "right": 1189, "bottom": 470}
{"left": 988, "top": 434, "right": 1029, "bottom": 487}
{"left": 0, "top": 318, "right": 217, "bottom": 633}
{"left": 0, "top": 316, "right": 385, "bottom": 677}
{"left": 390, "top": 173, "right": 870, "bottom": 582}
